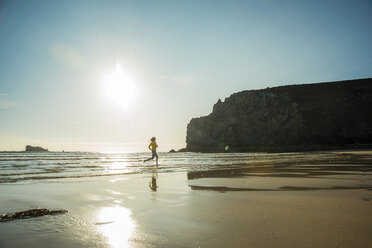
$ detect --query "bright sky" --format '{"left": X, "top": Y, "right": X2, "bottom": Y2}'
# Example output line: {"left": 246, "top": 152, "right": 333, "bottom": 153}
{"left": 0, "top": 0, "right": 371, "bottom": 152}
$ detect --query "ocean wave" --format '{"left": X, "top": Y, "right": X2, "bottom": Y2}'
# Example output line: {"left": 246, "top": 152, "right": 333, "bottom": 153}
{"left": 1, "top": 151, "right": 371, "bottom": 184}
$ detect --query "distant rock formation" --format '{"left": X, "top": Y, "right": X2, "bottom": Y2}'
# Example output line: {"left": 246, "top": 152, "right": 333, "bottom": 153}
{"left": 169, "top": 148, "right": 187, "bottom": 153}
{"left": 186, "top": 78, "right": 372, "bottom": 152}
{"left": 25, "top": 145, "right": 49, "bottom": 152}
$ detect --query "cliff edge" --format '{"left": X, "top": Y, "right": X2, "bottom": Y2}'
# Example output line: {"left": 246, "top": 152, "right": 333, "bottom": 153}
{"left": 186, "top": 78, "right": 372, "bottom": 152}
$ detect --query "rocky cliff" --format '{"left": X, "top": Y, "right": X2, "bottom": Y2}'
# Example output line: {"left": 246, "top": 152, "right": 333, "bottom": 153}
{"left": 186, "top": 78, "right": 372, "bottom": 152}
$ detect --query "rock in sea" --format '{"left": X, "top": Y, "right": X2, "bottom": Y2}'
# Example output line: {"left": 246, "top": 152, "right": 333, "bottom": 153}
{"left": 25, "top": 145, "right": 49, "bottom": 152}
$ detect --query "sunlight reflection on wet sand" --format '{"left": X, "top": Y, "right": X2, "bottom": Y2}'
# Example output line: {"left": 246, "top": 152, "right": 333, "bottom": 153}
{"left": 96, "top": 206, "right": 135, "bottom": 248}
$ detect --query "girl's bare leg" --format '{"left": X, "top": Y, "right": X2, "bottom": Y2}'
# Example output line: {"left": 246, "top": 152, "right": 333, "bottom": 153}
{"left": 144, "top": 157, "right": 153, "bottom": 163}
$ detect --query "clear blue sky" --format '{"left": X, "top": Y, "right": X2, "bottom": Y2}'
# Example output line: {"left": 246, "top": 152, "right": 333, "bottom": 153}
{"left": 0, "top": 0, "right": 371, "bottom": 152}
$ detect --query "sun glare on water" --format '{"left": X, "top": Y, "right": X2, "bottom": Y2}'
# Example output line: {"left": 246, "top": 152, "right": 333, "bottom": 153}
{"left": 101, "top": 63, "right": 138, "bottom": 110}
{"left": 96, "top": 206, "right": 135, "bottom": 248}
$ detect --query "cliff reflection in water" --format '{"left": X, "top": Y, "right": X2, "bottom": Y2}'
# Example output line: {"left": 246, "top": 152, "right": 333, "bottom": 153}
{"left": 96, "top": 206, "right": 135, "bottom": 248}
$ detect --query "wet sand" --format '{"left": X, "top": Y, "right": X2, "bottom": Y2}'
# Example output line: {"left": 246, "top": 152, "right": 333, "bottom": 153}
{"left": 0, "top": 151, "right": 371, "bottom": 248}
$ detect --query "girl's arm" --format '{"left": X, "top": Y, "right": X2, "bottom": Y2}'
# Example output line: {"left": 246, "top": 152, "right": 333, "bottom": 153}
{"left": 148, "top": 144, "right": 152, "bottom": 151}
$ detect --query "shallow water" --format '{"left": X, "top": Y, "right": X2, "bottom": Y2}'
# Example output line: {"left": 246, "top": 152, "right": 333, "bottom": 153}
{"left": 1, "top": 151, "right": 372, "bottom": 184}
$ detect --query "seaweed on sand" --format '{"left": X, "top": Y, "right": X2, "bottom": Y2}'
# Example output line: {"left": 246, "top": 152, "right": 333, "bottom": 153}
{"left": 0, "top": 208, "right": 68, "bottom": 222}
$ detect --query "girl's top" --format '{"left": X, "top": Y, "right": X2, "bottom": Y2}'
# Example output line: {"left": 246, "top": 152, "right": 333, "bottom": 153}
{"left": 149, "top": 141, "right": 158, "bottom": 151}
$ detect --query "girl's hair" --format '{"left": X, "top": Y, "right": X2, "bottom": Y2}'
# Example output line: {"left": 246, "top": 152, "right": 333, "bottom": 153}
{"left": 151, "top": 137, "right": 156, "bottom": 142}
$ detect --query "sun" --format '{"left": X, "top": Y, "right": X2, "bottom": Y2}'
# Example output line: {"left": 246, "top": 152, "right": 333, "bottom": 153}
{"left": 101, "top": 63, "right": 137, "bottom": 110}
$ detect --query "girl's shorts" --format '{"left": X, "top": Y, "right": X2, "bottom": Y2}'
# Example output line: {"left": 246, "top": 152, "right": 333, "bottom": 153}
{"left": 152, "top": 150, "right": 158, "bottom": 159}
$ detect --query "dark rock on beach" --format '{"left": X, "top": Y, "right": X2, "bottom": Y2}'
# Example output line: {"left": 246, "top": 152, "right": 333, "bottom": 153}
{"left": 0, "top": 208, "right": 68, "bottom": 222}
{"left": 186, "top": 78, "right": 372, "bottom": 152}
{"left": 168, "top": 149, "right": 177, "bottom": 153}
{"left": 25, "top": 145, "right": 49, "bottom": 152}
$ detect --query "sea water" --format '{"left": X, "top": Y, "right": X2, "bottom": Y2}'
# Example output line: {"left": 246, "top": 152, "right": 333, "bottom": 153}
{"left": 0, "top": 151, "right": 270, "bottom": 184}
{"left": 1, "top": 151, "right": 370, "bottom": 184}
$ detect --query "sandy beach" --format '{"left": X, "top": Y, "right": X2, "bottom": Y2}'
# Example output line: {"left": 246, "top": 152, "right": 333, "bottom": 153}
{"left": 0, "top": 151, "right": 371, "bottom": 248}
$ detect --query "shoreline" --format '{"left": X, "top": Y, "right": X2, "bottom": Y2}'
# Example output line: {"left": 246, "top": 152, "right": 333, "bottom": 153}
{"left": 186, "top": 145, "right": 372, "bottom": 153}
{"left": 1, "top": 147, "right": 372, "bottom": 153}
